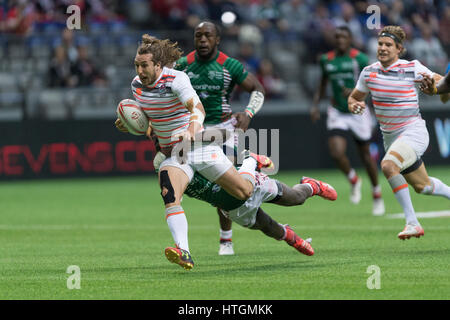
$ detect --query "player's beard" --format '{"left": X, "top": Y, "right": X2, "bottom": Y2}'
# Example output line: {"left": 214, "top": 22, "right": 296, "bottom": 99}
{"left": 197, "top": 47, "right": 216, "bottom": 61}
{"left": 140, "top": 69, "right": 157, "bottom": 86}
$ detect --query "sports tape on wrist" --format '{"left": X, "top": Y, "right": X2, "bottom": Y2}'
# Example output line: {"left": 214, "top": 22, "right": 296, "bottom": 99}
{"left": 245, "top": 91, "right": 264, "bottom": 118}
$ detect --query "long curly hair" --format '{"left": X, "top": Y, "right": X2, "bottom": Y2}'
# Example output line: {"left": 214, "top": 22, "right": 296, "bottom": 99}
{"left": 137, "top": 34, "right": 183, "bottom": 67}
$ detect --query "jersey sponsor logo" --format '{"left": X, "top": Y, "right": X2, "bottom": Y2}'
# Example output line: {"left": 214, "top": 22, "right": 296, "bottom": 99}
{"left": 193, "top": 84, "right": 221, "bottom": 91}
{"left": 208, "top": 70, "right": 223, "bottom": 80}
{"left": 326, "top": 62, "right": 354, "bottom": 74}
{"left": 370, "top": 72, "right": 377, "bottom": 78}
{"left": 187, "top": 71, "right": 200, "bottom": 79}
{"left": 158, "top": 83, "right": 167, "bottom": 97}
{"left": 326, "top": 63, "right": 337, "bottom": 72}
{"left": 212, "top": 184, "right": 221, "bottom": 193}
{"left": 136, "top": 88, "right": 142, "bottom": 95}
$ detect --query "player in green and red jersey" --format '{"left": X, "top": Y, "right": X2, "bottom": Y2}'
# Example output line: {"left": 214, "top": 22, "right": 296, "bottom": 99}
{"left": 175, "top": 21, "right": 266, "bottom": 255}
{"left": 152, "top": 149, "right": 339, "bottom": 261}
{"left": 310, "top": 26, "right": 385, "bottom": 216}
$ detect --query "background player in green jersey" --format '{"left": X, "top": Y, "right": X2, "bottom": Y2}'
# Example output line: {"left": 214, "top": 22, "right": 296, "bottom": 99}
{"left": 310, "top": 26, "right": 385, "bottom": 216}
{"left": 175, "top": 21, "right": 266, "bottom": 255}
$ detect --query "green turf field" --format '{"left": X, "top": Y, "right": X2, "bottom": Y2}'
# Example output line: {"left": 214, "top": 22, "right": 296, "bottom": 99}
{"left": 1, "top": 167, "right": 449, "bottom": 300}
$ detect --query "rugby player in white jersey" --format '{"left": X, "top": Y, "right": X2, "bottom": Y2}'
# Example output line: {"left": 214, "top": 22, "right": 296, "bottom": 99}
{"left": 348, "top": 26, "right": 450, "bottom": 240}
{"left": 115, "top": 34, "right": 273, "bottom": 270}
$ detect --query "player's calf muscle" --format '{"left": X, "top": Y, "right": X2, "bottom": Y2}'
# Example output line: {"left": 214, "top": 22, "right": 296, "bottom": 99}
{"left": 159, "top": 168, "right": 188, "bottom": 206}
{"left": 274, "top": 183, "right": 309, "bottom": 206}
{"left": 250, "top": 209, "right": 284, "bottom": 240}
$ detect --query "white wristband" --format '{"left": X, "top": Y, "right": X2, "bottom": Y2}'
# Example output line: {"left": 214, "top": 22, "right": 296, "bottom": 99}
{"left": 245, "top": 91, "right": 264, "bottom": 117}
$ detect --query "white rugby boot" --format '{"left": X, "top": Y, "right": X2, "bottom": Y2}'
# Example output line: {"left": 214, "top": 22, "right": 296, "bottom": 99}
{"left": 219, "top": 241, "right": 235, "bottom": 255}
{"left": 398, "top": 224, "right": 424, "bottom": 240}
{"left": 372, "top": 198, "right": 386, "bottom": 216}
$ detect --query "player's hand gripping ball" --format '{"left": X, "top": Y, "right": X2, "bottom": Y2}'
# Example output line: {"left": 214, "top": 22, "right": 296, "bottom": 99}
{"left": 116, "top": 99, "right": 149, "bottom": 135}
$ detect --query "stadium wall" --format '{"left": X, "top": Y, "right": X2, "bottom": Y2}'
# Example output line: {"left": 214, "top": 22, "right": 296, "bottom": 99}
{"left": 1, "top": 111, "right": 449, "bottom": 180}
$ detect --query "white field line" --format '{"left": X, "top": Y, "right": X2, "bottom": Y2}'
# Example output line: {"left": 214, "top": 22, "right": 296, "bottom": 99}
{"left": 0, "top": 224, "right": 449, "bottom": 231}
{"left": 386, "top": 210, "right": 450, "bottom": 219}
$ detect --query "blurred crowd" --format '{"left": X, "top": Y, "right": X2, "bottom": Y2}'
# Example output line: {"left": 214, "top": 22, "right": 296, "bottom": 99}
{"left": 0, "top": 0, "right": 448, "bottom": 99}
{"left": 47, "top": 29, "right": 107, "bottom": 88}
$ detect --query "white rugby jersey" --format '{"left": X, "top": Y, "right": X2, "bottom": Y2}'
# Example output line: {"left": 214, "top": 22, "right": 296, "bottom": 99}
{"left": 131, "top": 67, "right": 200, "bottom": 149}
{"left": 355, "top": 59, "right": 434, "bottom": 133}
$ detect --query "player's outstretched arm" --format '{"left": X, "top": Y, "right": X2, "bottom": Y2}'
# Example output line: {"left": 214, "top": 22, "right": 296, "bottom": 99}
{"left": 417, "top": 72, "right": 450, "bottom": 97}
{"left": 348, "top": 89, "right": 367, "bottom": 115}
{"left": 233, "top": 72, "right": 265, "bottom": 131}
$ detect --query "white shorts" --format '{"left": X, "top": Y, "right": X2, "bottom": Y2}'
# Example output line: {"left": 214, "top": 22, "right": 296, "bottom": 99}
{"left": 160, "top": 143, "right": 233, "bottom": 183}
{"left": 327, "top": 106, "right": 375, "bottom": 141}
{"left": 223, "top": 173, "right": 279, "bottom": 228}
{"left": 382, "top": 119, "right": 429, "bottom": 158}
{"left": 205, "top": 118, "right": 237, "bottom": 151}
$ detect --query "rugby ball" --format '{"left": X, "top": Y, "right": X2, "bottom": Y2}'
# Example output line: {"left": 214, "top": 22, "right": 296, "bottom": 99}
{"left": 116, "top": 99, "right": 149, "bottom": 135}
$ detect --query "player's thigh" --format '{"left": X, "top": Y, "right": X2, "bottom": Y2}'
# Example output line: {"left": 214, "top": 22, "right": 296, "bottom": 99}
{"left": 190, "top": 144, "right": 233, "bottom": 182}
{"left": 382, "top": 126, "right": 428, "bottom": 174}
{"left": 158, "top": 165, "right": 190, "bottom": 206}
{"left": 383, "top": 121, "right": 429, "bottom": 157}
{"left": 215, "top": 166, "right": 253, "bottom": 200}
{"left": 355, "top": 140, "right": 372, "bottom": 160}
{"left": 328, "top": 134, "right": 347, "bottom": 157}
{"left": 223, "top": 190, "right": 260, "bottom": 228}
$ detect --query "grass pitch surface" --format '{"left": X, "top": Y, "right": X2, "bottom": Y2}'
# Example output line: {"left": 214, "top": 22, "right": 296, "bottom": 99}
{"left": 1, "top": 167, "right": 449, "bottom": 299}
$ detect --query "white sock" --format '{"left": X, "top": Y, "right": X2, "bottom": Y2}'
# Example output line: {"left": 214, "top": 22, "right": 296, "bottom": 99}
{"left": 372, "top": 185, "right": 382, "bottom": 199}
{"left": 421, "top": 177, "right": 450, "bottom": 199}
{"left": 388, "top": 175, "right": 419, "bottom": 226}
{"left": 220, "top": 229, "right": 232, "bottom": 241}
{"left": 165, "top": 205, "right": 189, "bottom": 252}
{"left": 393, "top": 188, "right": 419, "bottom": 226}
{"left": 347, "top": 168, "right": 358, "bottom": 184}
{"left": 238, "top": 157, "right": 257, "bottom": 186}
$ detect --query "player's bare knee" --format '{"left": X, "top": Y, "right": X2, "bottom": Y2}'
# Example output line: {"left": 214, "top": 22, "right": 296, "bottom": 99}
{"left": 159, "top": 170, "right": 176, "bottom": 205}
{"left": 381, "top": 160, "right": 399, "bottom": 178}
{"left": 236, "top": 187, "right": 252, "bottom": 200}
